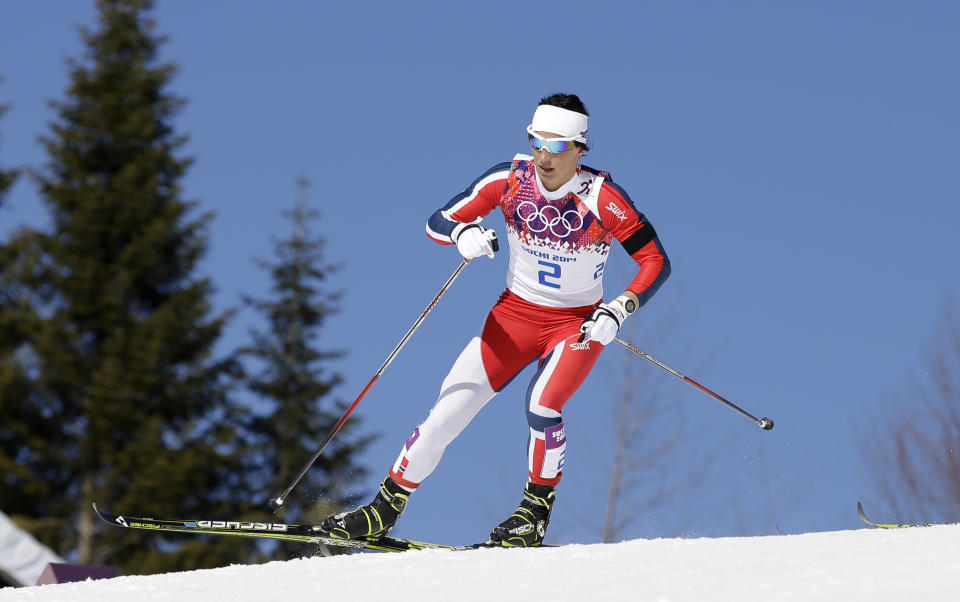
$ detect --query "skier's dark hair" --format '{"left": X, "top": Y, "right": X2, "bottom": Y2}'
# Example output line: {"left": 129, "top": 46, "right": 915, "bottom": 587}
{"left": 537, "top": 93, "right": 590, "bottom": 151}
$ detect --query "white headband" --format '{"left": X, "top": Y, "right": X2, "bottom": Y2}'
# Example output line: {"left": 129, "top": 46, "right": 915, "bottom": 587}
{"left": 528, "top": 105, "right": 588, "bottom": 144}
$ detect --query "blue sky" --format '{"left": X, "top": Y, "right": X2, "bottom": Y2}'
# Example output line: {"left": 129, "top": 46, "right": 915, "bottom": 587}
{"left": 2, "top": 1, "right": 958, "bottom": 546}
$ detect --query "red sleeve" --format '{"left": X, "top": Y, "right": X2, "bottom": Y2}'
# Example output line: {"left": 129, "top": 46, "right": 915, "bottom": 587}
{"left": 597, "top": 182, "right": 671, "bottom": 306}
{"left": 426, "top": 162, "right": 511, "bottom": 245}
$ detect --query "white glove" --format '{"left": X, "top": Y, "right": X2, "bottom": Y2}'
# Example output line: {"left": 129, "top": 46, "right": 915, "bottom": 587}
{"left": 454, "top": 224, "right": 498, "bottom": 261}
{"left": 579, "top": 295, "right": 636, "bottom": 345}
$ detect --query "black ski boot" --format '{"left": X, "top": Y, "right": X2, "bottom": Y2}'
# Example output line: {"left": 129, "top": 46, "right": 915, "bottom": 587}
{"left": 488, "top": 482, "right": 555, "bottom": 547}
{"left": 319, "top": 477, "right": 410, "bottom": 539}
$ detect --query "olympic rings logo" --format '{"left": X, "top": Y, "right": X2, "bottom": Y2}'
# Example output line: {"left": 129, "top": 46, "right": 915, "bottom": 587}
{"left": 516, "top": 201, "right": 584, "bottom": 237}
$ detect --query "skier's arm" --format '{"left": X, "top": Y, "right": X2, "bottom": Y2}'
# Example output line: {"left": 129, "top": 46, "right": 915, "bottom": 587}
{"left": 580, "top": 181, "right": 670, "bottom": 345}
{"left": 597, "top": 181, "right": 671, "bottom": 307}
{"left": 425, "top": 162, "right": 511, "bottom": 245}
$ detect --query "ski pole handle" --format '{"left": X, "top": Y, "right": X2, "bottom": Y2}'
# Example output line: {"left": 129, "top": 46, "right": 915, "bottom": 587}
{"left": 464, "top": 230, "right": 499, "bottom": 263}
{"left": 487, "top": 230, "right": 499, "bottom": 252}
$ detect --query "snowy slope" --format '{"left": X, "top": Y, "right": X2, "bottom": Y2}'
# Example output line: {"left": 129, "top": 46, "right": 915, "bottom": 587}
{"left": 4, "top": 525, "right": 959, "bottom": 602}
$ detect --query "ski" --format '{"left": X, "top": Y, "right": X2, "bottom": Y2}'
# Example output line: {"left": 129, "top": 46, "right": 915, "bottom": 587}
{"left": 856, "top": 502, "right": 960, "bottom": 529}
{"left": 92, "top": 503, "right": 471, "bottom": 552}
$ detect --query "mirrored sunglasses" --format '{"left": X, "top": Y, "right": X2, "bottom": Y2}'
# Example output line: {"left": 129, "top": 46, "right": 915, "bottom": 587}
{"left": 527, "top": 129, "right": 579, "bottom": 154}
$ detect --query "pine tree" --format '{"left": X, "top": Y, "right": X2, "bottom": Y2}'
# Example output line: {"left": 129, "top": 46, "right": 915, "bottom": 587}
{"left": 243, "top": 177, "right": 373, "bottom": 557}
{"left": 0, "top": 0, "right": 260, "bottom": 573}
{"left": 0, "top": 80, "right": 40, "bottom": 535}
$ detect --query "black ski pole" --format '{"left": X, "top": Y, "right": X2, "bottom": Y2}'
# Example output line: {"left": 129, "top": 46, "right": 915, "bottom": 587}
{"left": 269, "top": 234, "right": 497, "bottom": 511}
{"left": 612, "top": 337, "right": 774, "bottom": 430}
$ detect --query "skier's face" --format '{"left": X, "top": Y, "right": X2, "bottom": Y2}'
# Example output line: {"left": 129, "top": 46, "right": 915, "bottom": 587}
{"left": 530, "top": 131, "right": 585, "bottom": 192}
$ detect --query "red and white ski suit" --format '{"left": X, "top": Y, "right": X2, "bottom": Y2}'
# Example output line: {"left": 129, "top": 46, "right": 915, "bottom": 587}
{"left": 389, "top": 155, "right": 670, "bottom": 489}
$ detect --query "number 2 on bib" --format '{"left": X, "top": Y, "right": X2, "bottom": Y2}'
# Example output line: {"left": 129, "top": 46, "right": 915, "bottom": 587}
{"left": 537, "top": 260, "right": 561, "bottom": 289}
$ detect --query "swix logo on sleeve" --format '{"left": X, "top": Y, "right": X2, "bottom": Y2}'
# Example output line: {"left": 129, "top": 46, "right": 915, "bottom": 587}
{"left": 569, "top": 340, "right": 591, "bottom": 351}
{"left": 606, "top": 201, "right": 628, "bottom": 221}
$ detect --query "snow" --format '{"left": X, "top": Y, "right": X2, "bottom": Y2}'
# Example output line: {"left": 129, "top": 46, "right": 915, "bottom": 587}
{"left": 4, "top": 525, "right": 959, "bottom": 601}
